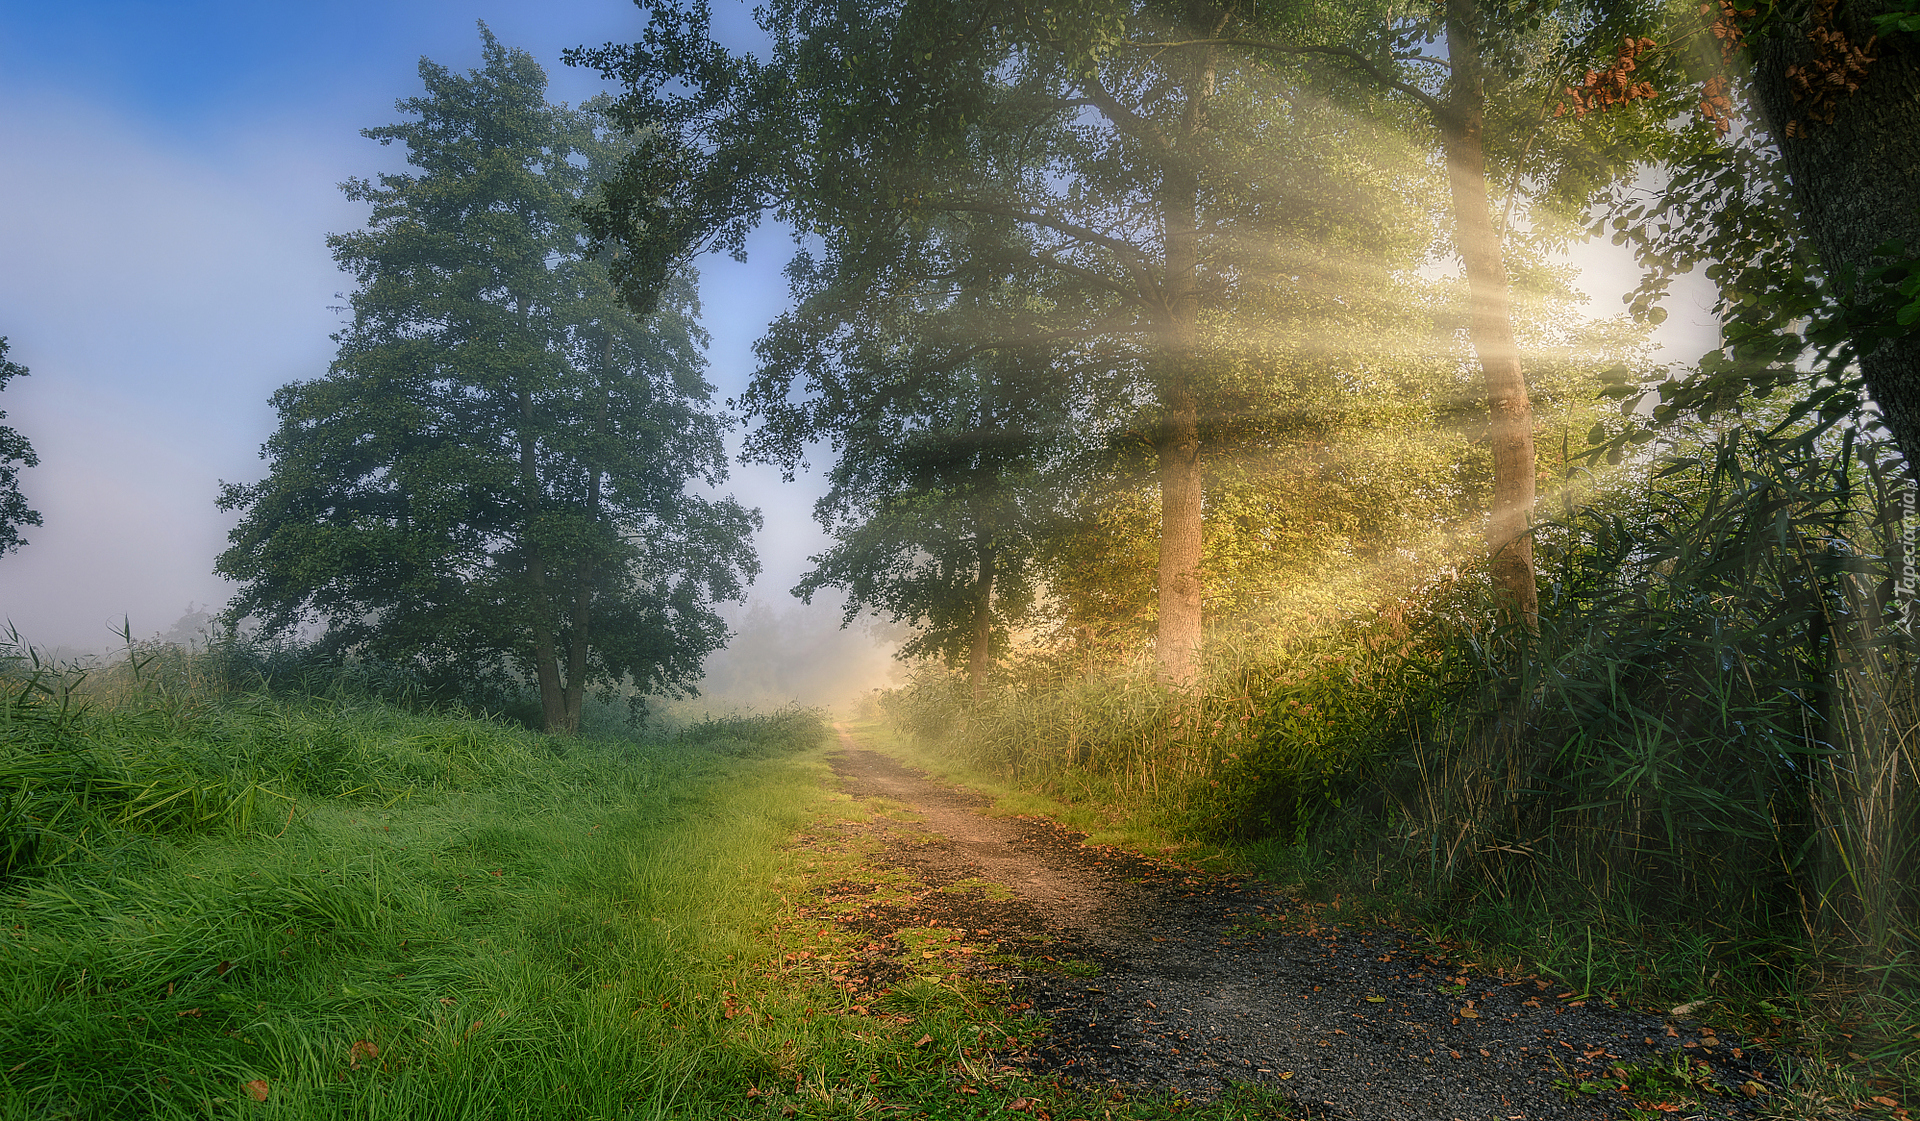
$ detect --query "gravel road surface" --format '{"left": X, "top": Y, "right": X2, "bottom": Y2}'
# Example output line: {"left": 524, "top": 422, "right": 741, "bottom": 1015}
{"left": 814, "top": 730, "right": 1776, "bottom": 1121}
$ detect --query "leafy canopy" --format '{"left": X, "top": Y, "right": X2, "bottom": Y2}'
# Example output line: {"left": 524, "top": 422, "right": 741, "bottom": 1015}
{"left": 217, "top": 27, "right": 758, "bottom": 721}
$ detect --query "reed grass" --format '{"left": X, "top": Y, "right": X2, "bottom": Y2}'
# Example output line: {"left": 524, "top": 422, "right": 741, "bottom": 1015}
{"left": 884, "top": 417, "right": 1920, "bottom": 1091}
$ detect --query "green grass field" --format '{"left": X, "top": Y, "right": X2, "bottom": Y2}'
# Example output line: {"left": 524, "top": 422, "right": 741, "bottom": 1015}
{"left": 1, "top": 676, "right": 1293, "bottom": 1121}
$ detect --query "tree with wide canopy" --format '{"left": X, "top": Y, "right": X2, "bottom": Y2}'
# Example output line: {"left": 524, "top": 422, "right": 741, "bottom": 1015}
{"left": 576, "top": 0, "right": 1459, "bottom": 683}
{"left": 218, "top": 28, "right": 759, "bottom": 733}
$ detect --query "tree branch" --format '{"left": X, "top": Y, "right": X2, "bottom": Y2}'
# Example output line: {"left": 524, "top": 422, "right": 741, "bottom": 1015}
{"left": 1128, "top": 37, "right": 1451, "bottom": 121}
{"left": 1078, "top": 73, "right": 1174, "bottom": 154}
{"left": 925, "top": 316, "right": 1153, "bottom": 367}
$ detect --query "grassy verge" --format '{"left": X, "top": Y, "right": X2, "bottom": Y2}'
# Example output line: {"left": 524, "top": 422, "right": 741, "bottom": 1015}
{"left": 0, "top": 664, "right": 1296, "bottom": 1120}
{"left": 2, "top": 697, "right": 842, "bottom": 1119}
{"left": 856, "top": 711, "right": 1918, "bottom": 1118}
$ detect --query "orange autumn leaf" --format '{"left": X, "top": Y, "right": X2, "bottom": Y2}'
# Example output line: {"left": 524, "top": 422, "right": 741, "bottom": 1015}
{"left": 244, "top": 1079, "right": 270, "bottom": 1102}
{"left": 349, "top": 1039, "right": 379, "bottom": 1069}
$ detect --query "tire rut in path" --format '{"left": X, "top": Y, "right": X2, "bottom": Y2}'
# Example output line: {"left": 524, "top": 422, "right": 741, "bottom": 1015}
{"left": 826, "top": 729, "right": 1774, "bottom": 1121}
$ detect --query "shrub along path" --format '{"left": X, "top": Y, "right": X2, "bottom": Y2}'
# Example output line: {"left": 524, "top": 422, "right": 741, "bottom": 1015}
{"left": 823, "top": 727, "right": 1776, "bottom": 1121}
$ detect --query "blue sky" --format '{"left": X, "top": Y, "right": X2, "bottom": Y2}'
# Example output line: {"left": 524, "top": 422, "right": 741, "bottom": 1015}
{"left": 0, "top": 0, "right": 903, "bottom": 704}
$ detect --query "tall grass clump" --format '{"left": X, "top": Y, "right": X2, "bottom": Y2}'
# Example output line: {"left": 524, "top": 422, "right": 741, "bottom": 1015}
{"left": 884, "top": 605, "right": 1450, "bottom": 841}
{"left": 885, "top": 418, "right": 1920, "bottom": 1059}
{"left": 1383, "top": 422, "right": 1920, "bottom": 1025}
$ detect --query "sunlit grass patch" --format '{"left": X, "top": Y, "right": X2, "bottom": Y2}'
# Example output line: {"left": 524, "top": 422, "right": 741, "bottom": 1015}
{"left": 2, "top": 682, "right": 1288, "bottom": 1120}
{"left": 0, "top": 694, "right": 872, "bottom": 1119}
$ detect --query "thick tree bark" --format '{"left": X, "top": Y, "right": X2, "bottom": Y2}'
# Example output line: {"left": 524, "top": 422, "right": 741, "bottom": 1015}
{"left": 1746, "top": 0, "right": 1920, "bottom": 470}
{"left": 1444, "top": 0, "right": 1539, "bottom": 627}
{"left": 1152, "top": 5, "right": 1222, "bottom": 688}
{"left": 968, "top": 543, "right": 996, "bottom": 701}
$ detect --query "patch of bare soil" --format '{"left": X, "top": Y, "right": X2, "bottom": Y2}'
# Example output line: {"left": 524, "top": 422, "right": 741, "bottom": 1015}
{"left": 814, "top": 730, "right": 1779, "bottom": 1121}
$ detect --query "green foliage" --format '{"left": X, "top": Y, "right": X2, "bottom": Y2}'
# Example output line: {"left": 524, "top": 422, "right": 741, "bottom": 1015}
{"left": 1580, "top": 0, "right": 1920, "bottom": 448}
{"left": 0, "top": 336, "right": 41, "bottom": 558}
{"left": 742, "top": 219, "right": 1081, "bottom": 675}
{"left": 216, "top": 28, "right": 758, "bottom": 733}
{"left": 579, "top": 0, "right": 1472, "bottom": 679}
{"left": 673, "top": 707, "right": 830, "bottom": 758}
{"left": 883, "top": 603, "right": 1445, "bottom": 843}
{"left": 885, "top": 411, "right": 1920, "bottom": 1061}
{"left": 0, "top": 656, "right": 893, "bottom": 1118}
{"left": 1876, "top": 0, "right": 1920, "bottom": 36}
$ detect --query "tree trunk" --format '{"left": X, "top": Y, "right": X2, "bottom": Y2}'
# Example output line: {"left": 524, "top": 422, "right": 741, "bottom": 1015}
{"left": 1155, "top": 375, "right": 1205, "bottom": 685}
{"left": 518, "top": 386, "right": 575, "bottom": 735}
{"left": 1444, "top": 0, "right": 1539, "bottom": 628}
{"left": 1746, "top": 0, "right": 1920, "bottom": 471}
{"left": 563, "top": 552, "right": 594, "bottom": 732}
{"left": 559, "top": 345, "right": 615, "bottom": 734}
{"left": 968, "top": 543, "right": 996, "bottom": 702}
{"left": 526, "top": 546, "right": 572, "bottom": 734}
{"left": 1153, "top": 9, "right": 1220, "bottom": 688}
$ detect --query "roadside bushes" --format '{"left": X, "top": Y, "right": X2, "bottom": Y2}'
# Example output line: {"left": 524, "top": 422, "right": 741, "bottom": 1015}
{"left": 1411, "top": 423, "right": 1919, "bottom": 970}
{"left": 674, "top": 707, "right": 830, "bottom": 758}
{"left": 0, "top": 638, "right": 832, "bottom": 883}
{"left": 886, "top": 418, "right": 1920, "bottom": 1020}
{"left": 883, "top": 603, "right": 1450, "bottom": 839}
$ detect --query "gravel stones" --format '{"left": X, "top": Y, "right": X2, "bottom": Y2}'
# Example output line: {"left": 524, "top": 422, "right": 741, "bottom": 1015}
{"left": 823, "top": 740, "right": 1775, "bottom": 1121}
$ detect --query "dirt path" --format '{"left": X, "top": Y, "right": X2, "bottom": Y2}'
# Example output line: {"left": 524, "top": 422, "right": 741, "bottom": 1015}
{"left": 819, "top": 728, "right": 1774, "bottom": 1121}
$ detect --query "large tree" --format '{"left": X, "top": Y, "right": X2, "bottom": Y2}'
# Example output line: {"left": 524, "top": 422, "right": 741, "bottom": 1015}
{"left": 1166, "top": 0, "right": 1676, "bottom": 627}
{"left": 0, "top": 337, "right": 40, "bottom": 559}
{"left": 577, "top": 0, "right": 1427, "bottom": 684}
{"left": 1738, "top": 1, "right": 1920, "bottom": 462}
{"left": 217, "top": 29, "right": 759, "bottom": 733}
{"left": 742, "top": 218, "right": 1082, "bottom": 698}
